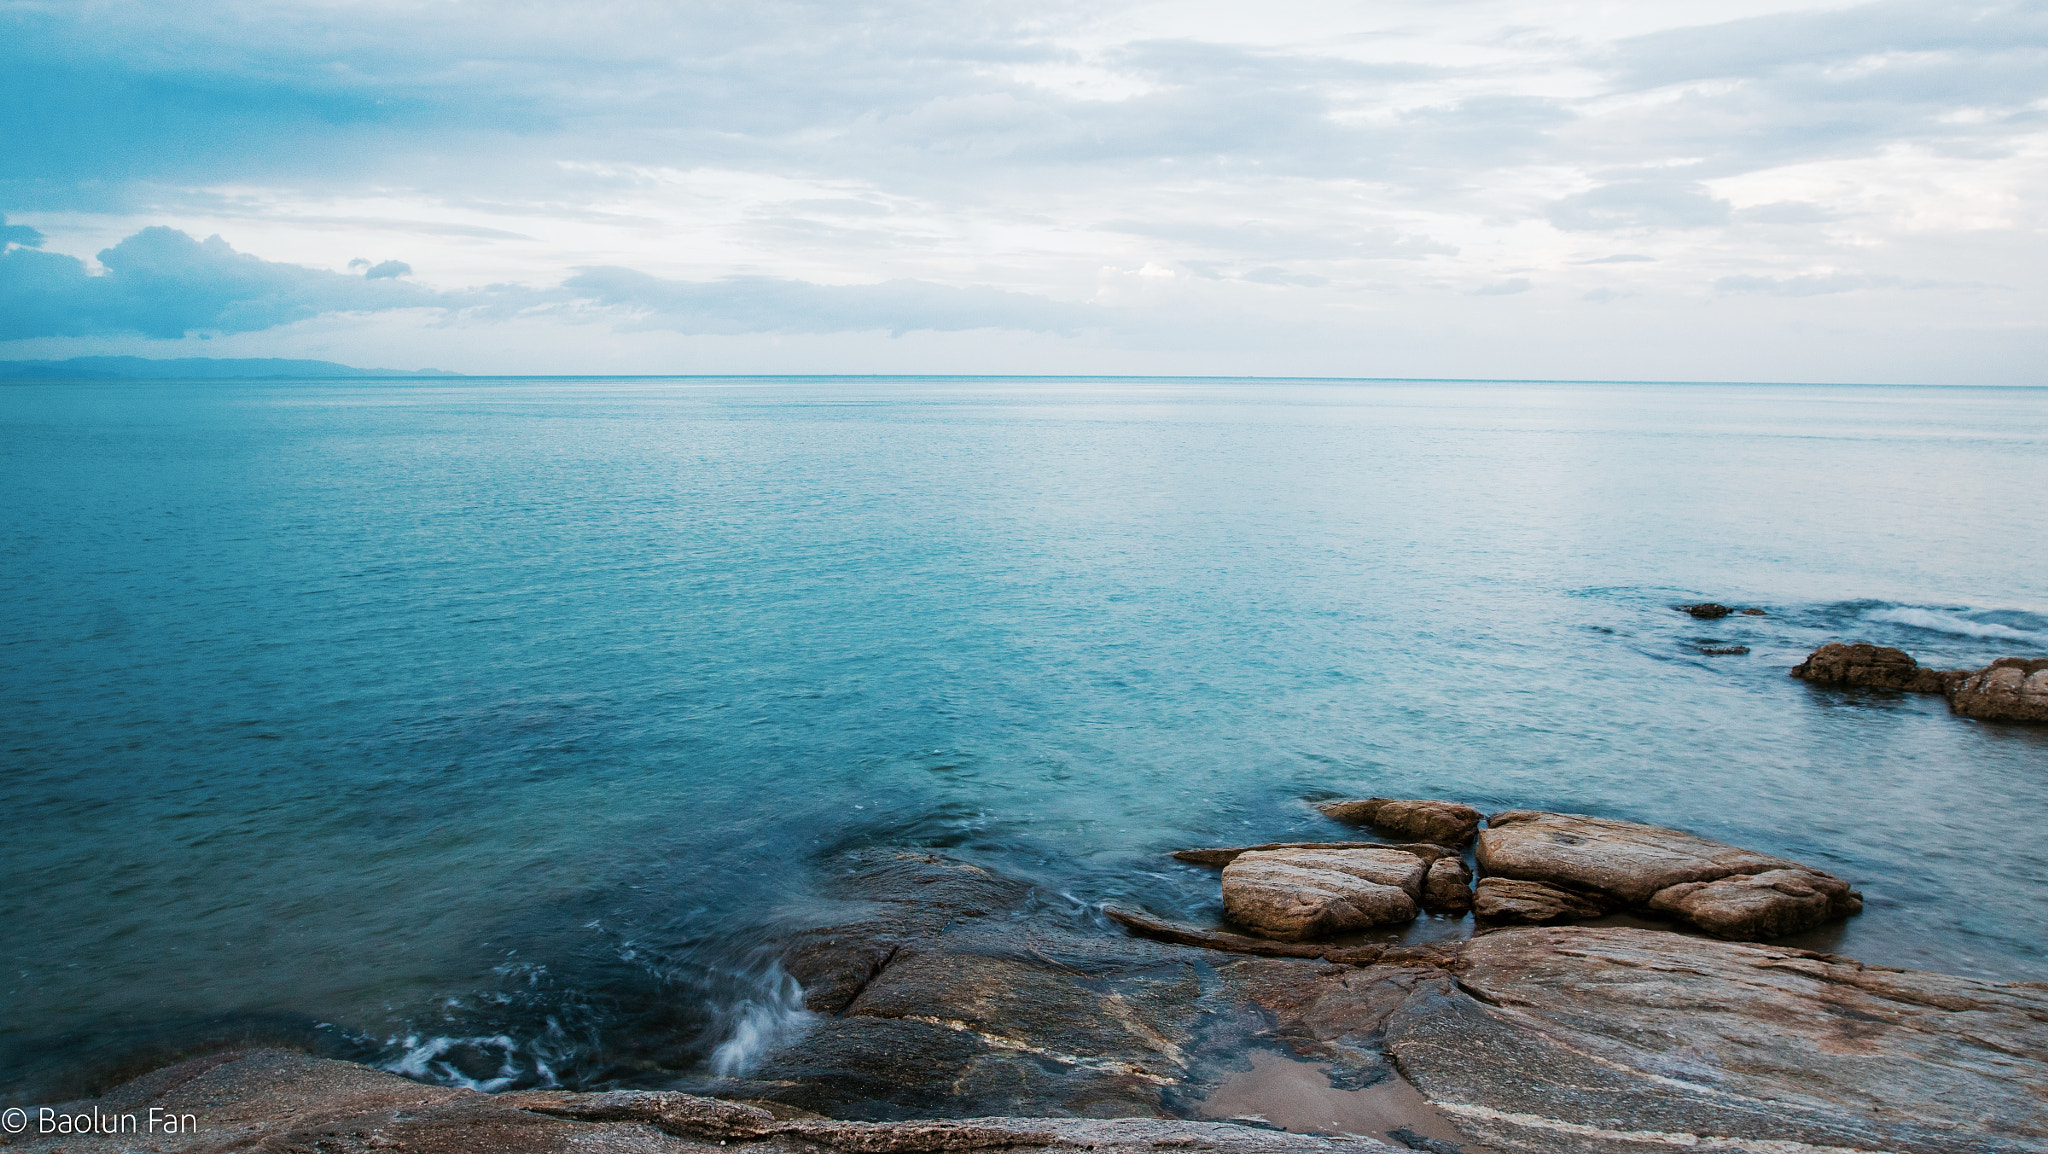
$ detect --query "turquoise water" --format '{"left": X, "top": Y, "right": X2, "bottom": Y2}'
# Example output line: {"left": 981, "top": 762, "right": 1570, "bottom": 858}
{"left": 3, "top": 377, "right": 2045, "bottom": 1100}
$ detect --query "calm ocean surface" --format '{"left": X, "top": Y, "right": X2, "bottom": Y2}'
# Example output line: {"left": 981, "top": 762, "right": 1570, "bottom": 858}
{"left": 3, "top": 377, "right": 2045, "bottom": 1101}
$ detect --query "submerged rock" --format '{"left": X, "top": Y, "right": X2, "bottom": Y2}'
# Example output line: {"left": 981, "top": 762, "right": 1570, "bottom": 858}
{"left": 1790, "top": 640, "right": 1963, "bottom": 694}
{"left": 1677, "top": 602, "right": 1732, "bottom": 618}
{"left": 1470, "top": 877, "right": 1610, "bottom": 924}
{"left": 1420, "top": 857, "right": 1473, "bottom": 914}
{"left": 1221, "top": 847, "right": 1425, "bottom": 940}
{"left": 1949, "top": 656, "right": 2048, "bottom": 722}
{"left": 1314, "top": 798, "right": 1482, "bottom": 847}
{"left": 1475, "top": 810, "right": 1859, "bottom": 939}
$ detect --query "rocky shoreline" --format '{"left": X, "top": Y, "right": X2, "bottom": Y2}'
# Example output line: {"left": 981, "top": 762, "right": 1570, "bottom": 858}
{"left": 8, "top": 641, "right": 2044, "bottom": 1154}
{"left": 13, "top": 821, "right": 2047, "bottom": 1154}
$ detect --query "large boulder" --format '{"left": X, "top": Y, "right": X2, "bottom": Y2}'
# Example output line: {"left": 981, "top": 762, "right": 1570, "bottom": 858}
{"left": 1645, "top": 867, "right": 1861, "bottom": 940}
{"left": 1475, "top": 811, "right": 1860, "bottom": 939}
{"left": 1949, "top": 656, "right": 2048, "bottom": 722}
{"left": 1220, "top": 847, "right": 1425, "bottom": 940}
{"left": 1314, "top": 798, "right": 1482, "bottom": 847}
{"left": 1471, "top": 877, "right": 1611, "bottom": 924}
{"left": 1790, "top": 641, "right": 1962, "bottom": 694}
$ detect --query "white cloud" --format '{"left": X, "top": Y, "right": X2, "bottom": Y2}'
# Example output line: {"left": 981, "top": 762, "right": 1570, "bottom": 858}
{"left": 2, "top": 0, "right": 2045, "bottom": 380}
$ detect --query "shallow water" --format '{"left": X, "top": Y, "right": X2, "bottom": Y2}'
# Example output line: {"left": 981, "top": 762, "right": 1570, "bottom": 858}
{"left": 2, "top": 377, "right": 2045, "bottom": 1102}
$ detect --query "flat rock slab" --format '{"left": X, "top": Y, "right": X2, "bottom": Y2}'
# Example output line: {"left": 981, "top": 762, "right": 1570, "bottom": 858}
{"left": 1316, "top": 799, "right": 1483, "bottom": 847}
{"left": 1950, "top": 656, "right": 2048, "bottom": 722}
{"left": 1475, "top": 810, "right": 1859, "bottom": 939}
{"left": 1470, "top": 877, "right": 1610, "bottom": 924}
{"left": 1389, "top": 925, "right": 2048, "bottom": 1154}
{"left": 2, "top": 1048, "right": 1410, "bottom": 1154}
{"left": 1222, "top": 848, "right": 1426, "bottom": 941}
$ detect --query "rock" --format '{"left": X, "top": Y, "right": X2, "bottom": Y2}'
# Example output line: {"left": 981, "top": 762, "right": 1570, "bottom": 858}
{"left": 1677, "top": 602, "right": 1731, "bottom": 618}
{"left": 1314, "top": 799, "right": 1482, "bottom": 847}
{"left": 1221, "top": 848, "right": 1426, "bottom": 940}
{"left": 1479, "top": 810, "right": 1820, "bottom": 905}
{"left": 1420, "top": 858, "right": 1472, "bottom": 914}
{"left": 1470, "top": 877, "right": 1609, "bottom": 924}
{"left": 1645, "top": 868, "right": 1862, "bottom": 940}
{"left": 1739, "top": 607, "right": 1767, "bottom": 615}
{"left": 1790, "top": 640, "right": 1962, "bottom": 694}
{"left": 1692, "top": 644, "right": 1748, "bottom": 655}
{"left": 1102, "top": 906, "right": 1390, "bottom": 964}
{"left": 1475, "top": 811, "right": 1861, "bottom": 939}
{"left": 1172, "top": 841, "right": 1447, "bottom": 867}
{"left": 5, "top": 1048, "right": 1414, "bottom": 1154}
{"left": 1387, "top": 926, "right": 2048, "bottom": 1154}
{"left": 27, "top": 856, "right": 2048, "bottom": 1154}
{"left": 779, "top": 850, "right": 1033, "bottom": 1013}
{"left": 1948, "top": 656, "right": 2048, "bottom": 723}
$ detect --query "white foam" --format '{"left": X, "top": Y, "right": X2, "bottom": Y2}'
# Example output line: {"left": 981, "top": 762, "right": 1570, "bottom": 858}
{"left": 1866, "top": 607, "right": 2046, "bottom": 642}
{"left": 383, "top": 1033, "right": 540, "bottom": 1093}
{"left": 708, "top": 962, "right": 814, "bottom": 1077}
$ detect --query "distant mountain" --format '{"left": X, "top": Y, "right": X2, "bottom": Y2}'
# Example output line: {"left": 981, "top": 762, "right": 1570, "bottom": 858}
{"left": 0, "top": 356, "right": 461, "bottom": 379}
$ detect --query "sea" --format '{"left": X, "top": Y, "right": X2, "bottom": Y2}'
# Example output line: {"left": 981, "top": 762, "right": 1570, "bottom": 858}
{"left": 2, "top": 376, "right": 2044, "bottom": 1103}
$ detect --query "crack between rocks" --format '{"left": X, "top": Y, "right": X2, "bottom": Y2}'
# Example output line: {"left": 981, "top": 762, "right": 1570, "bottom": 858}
{"left": 838, "top": 944, "right": 902, "bottom": 1015}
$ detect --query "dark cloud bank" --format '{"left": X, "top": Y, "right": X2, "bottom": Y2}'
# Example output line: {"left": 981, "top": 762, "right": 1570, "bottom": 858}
{"left": 0, "top": 218, "right": 1103, "bottom": 342}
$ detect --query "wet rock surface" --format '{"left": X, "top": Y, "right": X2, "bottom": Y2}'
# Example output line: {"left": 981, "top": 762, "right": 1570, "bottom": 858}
{"left": 1221, "top": 848, "right": 1426, "bottom": 940}
{"left": 1675, "top": 602, "right": 1731, "bottom": 618}
{"left": 1314, "top": 800, "right": 1482, "bottom": 848}
{"left": 1, "top": 1048, "right": 1411, "bottom": 1154}
{"left": 1790, "top": 640, "right": 1964, "bottom": 694}
{"left": 1950, "top": 656, "right": 2048, "bottom": 722}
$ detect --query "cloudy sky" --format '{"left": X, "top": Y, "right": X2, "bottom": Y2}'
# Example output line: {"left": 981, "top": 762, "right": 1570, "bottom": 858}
{"left": 2, "top": 0, "right": 2044, "bottom": 380}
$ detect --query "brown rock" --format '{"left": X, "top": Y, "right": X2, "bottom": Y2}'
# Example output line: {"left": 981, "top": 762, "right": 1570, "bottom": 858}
{"left": 1948, "top": 656, "right": 2048, "bottom": 723}
{"left": 1171, "top": 840, "right": 1446, "bottom": 867}
{"left": 1421, "top": 857, "right": 1473, "bottom": 914}
{"left": 1646, "top": 868, "right": 1863, "bottom": 940}
{"left": 1790, "top": 641, "right": 1963, "bottom": 694}
{"left": 779, "top": 850, "right": 1033, "bottom": 1014}
{"left": 1739, "top": 607, "right": 1767, "bottom": 616}
{"left": 1314, "top": 798, "right": 1482, "bottom": 847}
{"left": 6, "top": 1048, "right": 1416, "bottom": 1154}
{"left": 1221, "top": 847, "right": 1425, "bottom": 940}
{"left": 1470, "top": 877, "right": 1610, "bottom": 924}
{"left": 1388, "top": 926, "right": 2048, "bottom": 1154}
{"left": 1677, "top": 602, "right": 1732, "bottom": 618}
{"left": 1479, "top": 810, "right": 1809, "bottom": 903}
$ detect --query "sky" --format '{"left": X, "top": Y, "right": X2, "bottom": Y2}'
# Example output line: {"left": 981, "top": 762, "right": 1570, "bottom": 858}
{"left": 2, "top": 0, "right": 2045, "bottom": 381}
